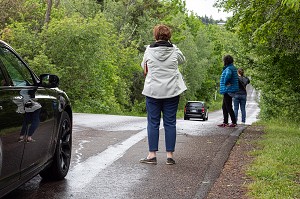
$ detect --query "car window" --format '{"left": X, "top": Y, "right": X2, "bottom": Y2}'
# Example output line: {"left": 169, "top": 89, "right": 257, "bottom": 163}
{"left": 188, "top": 102, "right": 203, "bottom": 107}
{"left": 0, "top": 47, "right": 33, "bottom": 86}
{"left": 0, "top": 68, "right": 6, "bottom": 86}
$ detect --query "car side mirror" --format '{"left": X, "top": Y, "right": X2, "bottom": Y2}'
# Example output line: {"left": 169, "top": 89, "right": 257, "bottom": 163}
{"left": 39, "top": 74, "right": 59, "bottom": 88}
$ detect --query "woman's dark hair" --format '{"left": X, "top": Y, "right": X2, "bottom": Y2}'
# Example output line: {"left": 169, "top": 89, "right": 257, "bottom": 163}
{"left": 153, "top": 24, "right": 171, "bottom": 41}
{"left": 223, "top": 55, "right": 234, "bottom": 66}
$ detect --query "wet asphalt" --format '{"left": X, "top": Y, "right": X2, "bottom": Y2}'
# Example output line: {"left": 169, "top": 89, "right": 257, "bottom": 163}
{"left": 3, "top": 87, "right": 259, "bottom": 199}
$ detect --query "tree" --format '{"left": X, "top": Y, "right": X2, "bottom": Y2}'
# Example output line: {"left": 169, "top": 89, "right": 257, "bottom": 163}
{"left": 0, "top": 0, "right": 24, "bottom": 30}
{"left": 41, "top": 14, "right": 129, "bottom": 113}
{"left": 1, "top": 0, "right": 241, "bottom": 114}
{"left": 217, "top": 0, "right": 300, "bottom": 121}
{"left": 45, "top": 0, "right": 53, "bottom": 25}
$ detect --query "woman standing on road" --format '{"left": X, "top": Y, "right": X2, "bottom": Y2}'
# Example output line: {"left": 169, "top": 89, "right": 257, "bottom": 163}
{"left": 218, "top": 55, "right": 239, "bottom": 127}
{"left": 233, "top": 68, "right": 250, "bottom": 124}
{"left": 140, "top": 24, "right": 187, "bottom": 165}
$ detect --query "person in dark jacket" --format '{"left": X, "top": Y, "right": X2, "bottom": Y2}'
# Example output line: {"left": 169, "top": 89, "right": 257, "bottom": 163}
{"left": 218, "top": 55, "right": 239, "bottom": 127}
{"left": 233, "top": 68, "right": 250, "bottom": 124}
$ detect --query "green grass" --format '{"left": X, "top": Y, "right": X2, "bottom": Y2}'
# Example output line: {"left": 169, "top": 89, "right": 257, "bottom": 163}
{"left": 246, "top": 120, "right": 300, "bottom": 199}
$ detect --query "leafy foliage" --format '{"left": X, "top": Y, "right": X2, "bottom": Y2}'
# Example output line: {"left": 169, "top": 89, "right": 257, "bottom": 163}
{"left": 217, "top": 0, "right": 300, "bottom": 121}
{"left": 247, "top": 121, "right": 300, "bottom": 198}
{"left": 0, "top": 0, "right": 238, "bottom": 114}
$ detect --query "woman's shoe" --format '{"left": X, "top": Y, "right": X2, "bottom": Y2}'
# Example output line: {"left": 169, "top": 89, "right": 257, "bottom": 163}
{"left": 140, "top": 157, "right": 157, "bottom": 165}
{"left": 26, "top": 137, "right": 36, "bottom": 142}
{"left": 18, "top": 136, "right": 25, "bottom": 142}
{"left": 166, "top": 158, "right": 175, "bottom": 165}
{"left": 217, "top": 123, "right": 228, "bottom": 127}
{"left": 228, "top": 123, "right": 237, "bottom": 127}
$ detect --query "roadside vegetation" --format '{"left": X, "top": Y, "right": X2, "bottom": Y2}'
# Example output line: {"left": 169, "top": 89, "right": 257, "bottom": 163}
{"left": 247, "top": 120, "right": 300, "bottom": 198}
{"left": 215, "top": 0, "right": 300, "bottom": 197}
{"left": 1, "top": 0, "right": 300, "bottom": 197}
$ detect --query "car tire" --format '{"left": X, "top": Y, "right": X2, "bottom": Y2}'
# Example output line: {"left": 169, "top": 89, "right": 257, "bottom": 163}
{"left": 39, "top": 111, "right": 72, "bottom": 181}
{"left": 205, "top": 113, "right": 208, "bottom": 121}
{"left": 184, "top": 116, "right": 189, "bottom": 120}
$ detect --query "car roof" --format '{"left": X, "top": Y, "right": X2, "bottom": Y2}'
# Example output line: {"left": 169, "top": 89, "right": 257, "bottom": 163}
{"left": 0, "top": 40, "right": 18, "bottom": 54}
{"left": 0, "top": 40, "right": 9, "bottom": 47}
{"left": 187, "top": 101, "right": 205, "bottom": 103}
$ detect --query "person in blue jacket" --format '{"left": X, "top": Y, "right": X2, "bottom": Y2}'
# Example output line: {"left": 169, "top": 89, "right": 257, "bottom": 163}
{"left": 218, "top": 55, "right": 239, "bottom": 127}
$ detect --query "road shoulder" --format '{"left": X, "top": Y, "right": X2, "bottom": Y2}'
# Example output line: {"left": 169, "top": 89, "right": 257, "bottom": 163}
{"left": 206, "top": 125, "right": 264, "bottom": 199}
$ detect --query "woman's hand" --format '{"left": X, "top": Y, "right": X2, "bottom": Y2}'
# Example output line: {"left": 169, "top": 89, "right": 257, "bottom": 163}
{"left": 144, "top": 62, "right": 148, "bottom": 77}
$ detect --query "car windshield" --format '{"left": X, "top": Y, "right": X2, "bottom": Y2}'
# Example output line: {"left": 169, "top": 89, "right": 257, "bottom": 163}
{"left": 188, "top": 102, "right": 203, "bottom": 107}
{"left": 0, "top": 47, "right": 33, "bottom": 86}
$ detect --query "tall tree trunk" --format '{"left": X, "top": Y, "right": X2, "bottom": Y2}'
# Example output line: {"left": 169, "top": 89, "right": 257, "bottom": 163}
{"left": 45, "top": 0, "right": 53, "bottom": 27}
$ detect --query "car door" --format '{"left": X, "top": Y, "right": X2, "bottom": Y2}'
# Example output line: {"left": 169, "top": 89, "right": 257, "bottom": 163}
{"left": 0, "top": 45, "right": 56, "bottom": 187}
{"left": 0, "top": 64, "right": 25, "bottom": 190}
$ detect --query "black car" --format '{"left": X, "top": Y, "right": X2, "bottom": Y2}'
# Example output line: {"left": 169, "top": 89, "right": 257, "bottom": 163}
{"left": 0, "top": 40, "right": 72, "bottom": 197}
{"left": 184, "top": 101, "right": 209, "bottom": 121}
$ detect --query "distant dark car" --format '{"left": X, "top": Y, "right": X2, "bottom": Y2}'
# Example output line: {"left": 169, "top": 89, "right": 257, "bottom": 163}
{"left": 184, "top": 101, "right": 209, "bottom": 121}
{"left": 0, "top": 40, "right": 72, "bottom": 197}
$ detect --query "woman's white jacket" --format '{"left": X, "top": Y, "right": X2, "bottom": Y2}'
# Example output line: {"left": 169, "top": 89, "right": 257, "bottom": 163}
{"left": 141, "top": 44, "right": 187, "bottom": 99}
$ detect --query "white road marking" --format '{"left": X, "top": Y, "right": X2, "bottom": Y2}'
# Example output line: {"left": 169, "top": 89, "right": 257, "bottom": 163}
{"left": 66, "top": 128, "right": 148, "bottom": 190}
{"left": 73, "top": 140, "right": 90, "bottom": 164}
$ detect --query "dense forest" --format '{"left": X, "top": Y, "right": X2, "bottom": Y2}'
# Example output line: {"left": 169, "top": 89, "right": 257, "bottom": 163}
{"left": 0, "top": 0, "right": 299, "bottom": 122}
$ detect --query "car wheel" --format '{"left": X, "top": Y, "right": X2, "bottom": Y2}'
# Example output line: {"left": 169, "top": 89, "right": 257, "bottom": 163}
{"left": 40, "top": 111, "right": 72, "bottom": 180}
{"left": 184, "top": 116, "right": 189, "bottom": 120}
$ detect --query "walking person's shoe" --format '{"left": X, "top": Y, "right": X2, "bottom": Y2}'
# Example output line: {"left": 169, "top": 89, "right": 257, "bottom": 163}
{"left": 217, "top": 123, "right": 228, "bottom": 127}
{"left": 18, "top": 136, "right": 24, "bottom": 142}
{"left": 166, "top": 158, "right": 176, "bottom": 165}
{"left": 140, "top": 157, "right": 157, "bottom": 165}
{"left": 228, "top": 123, "right": 237, "bottom": 127}
{"left": 26, "top": 136, "right": 36, "bottom": 142}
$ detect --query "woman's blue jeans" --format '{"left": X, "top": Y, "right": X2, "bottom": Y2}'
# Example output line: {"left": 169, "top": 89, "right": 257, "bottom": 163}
{"left": 233, "top": 94, "right": 247, "bottom": 123}
{"left": 20, "top": 108, "right": 41, "bottom": 136}
{"left": 146, "top": 96, "right": 180, "bottom": 152}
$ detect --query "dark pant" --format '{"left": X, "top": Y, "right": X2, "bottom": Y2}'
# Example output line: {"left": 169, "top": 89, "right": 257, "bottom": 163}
{"left": 20, "top": 109, "right": 41, "bottom": 136}
{"left": 146, "top": 96, "right": 180, "bottom": 152}
{"left": 222, "top": 93, "right": 236, "bottom": 124}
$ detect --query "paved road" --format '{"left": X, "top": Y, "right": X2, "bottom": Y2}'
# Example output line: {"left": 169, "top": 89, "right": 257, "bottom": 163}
{"left": 3, "top": 87, "right": 259, "bottom": 199}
